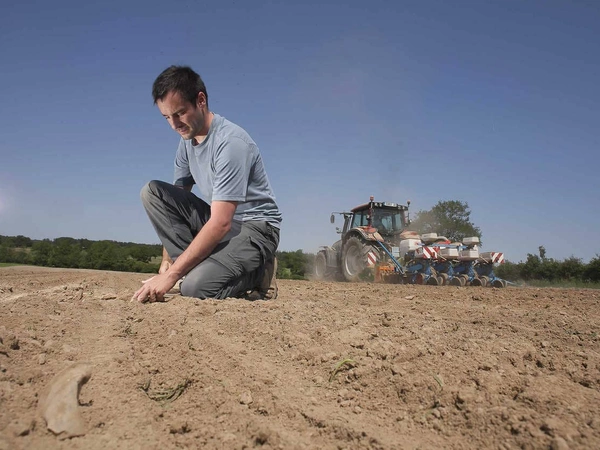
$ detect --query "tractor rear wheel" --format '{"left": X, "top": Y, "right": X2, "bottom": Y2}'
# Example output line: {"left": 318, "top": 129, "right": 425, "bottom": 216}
{"left": 314, "top": 252, "right": 328, "bottom": 280}
{"left": 342, "top": 236, "right": 377, "bottom": 282}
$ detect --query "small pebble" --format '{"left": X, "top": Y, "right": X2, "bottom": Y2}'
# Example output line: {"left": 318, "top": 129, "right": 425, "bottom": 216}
{"left": 550, "top": 437, "right": 569, "bottom": 450}
{"left": 239, "top": 391, "right": 253, "bottom": 405}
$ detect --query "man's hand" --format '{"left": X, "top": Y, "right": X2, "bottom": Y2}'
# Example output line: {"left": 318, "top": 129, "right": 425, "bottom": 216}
{"left": 131, "top": 273, "right": 177, "bottom": 303}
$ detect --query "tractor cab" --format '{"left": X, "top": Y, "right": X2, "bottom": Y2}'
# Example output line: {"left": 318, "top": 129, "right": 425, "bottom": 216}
{"left": 351, "top": 200, "right": 409, "bottom": 237}
{"left": 331, "top": 197, "right": 410, "bottom": 238}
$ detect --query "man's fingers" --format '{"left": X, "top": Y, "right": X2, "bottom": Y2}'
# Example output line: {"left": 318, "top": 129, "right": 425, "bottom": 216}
{"left": 132, "top": 286, "right": 150, "bottom": 303}
{"left": 132, "top": 276, "right": 170, "bottom": 304}
{"left": 131, "top": 288, "right": 141, "bottom": 302}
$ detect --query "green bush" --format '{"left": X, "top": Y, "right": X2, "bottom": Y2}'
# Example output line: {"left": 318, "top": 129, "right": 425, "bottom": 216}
{"left": 0, "top": 234, "right": 162, "bottom": 273}
{"left": 276, "top": 250, "right": 313, "bottom": 280}
{"left": 583, "top": 256, "right": 600, "bottom": 282}
{"left": 496, "top": 250, "right": 599, "bottom": 287}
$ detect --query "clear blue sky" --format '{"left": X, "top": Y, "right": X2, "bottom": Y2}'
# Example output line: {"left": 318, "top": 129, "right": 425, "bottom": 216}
{"left": 1, "top": 0, "right": 598, "bottom": 263}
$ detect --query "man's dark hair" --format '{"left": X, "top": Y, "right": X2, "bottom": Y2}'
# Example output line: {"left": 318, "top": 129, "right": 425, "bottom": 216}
{"left": 152, "top": 65, "right": 208, "bottom": 106}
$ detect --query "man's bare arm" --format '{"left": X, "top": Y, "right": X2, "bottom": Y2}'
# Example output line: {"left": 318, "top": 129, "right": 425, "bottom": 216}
{"left": 133, "top": 200, "right": 237, "bottom": 303}
{"left": 167, "top": 200, "right": 237, "bottom": 281}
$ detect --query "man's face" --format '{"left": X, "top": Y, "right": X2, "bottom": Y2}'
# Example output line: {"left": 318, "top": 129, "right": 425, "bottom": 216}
{"left": 156, "top": 91, "right": 206, "bottom": 140}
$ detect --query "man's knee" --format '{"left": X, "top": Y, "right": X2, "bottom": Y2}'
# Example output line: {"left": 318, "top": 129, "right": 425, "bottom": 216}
{"left": 179, "top": 280, "right": 198, "bottom": 298}
{"left": 180, "top": 276, "right": 226, "bottom": 300}
{"left": 180, "top": 258, "right": 249, "bottom": 300}
{"left": 140, "top": 180, "right": 166, "bottom": 206}
{"left": 180, "top": 282, "right": 211, "bottom": 299}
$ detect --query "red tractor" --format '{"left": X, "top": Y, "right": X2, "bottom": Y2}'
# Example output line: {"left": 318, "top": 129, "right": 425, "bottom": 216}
{"left": 314, "top": 197, "right": 507, "bottom": 288}
{"left": 314, "top": 197, "right": 410, "bottom": 282}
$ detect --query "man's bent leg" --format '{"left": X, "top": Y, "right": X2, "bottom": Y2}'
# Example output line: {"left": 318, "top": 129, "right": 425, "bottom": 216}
{"left": 180, "top": 258, "right": 260, "bottom": 299}
{"left": 180, "top": 227, "right": 264, "bottom": 299}
{"left": 140, "top": 180, "right": 211, "bottom": 259}
{"left": 180, "top": 222, "right": 279, "bottom": 300}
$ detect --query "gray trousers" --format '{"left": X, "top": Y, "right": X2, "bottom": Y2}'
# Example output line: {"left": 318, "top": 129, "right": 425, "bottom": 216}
{"left": 140, "top": 180, "right": 279, "bottom": 299}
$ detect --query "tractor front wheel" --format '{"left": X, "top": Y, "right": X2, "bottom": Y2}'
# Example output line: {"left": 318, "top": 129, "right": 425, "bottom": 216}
{"left": 314, "top": 252, "right": 329, "bottom": 280}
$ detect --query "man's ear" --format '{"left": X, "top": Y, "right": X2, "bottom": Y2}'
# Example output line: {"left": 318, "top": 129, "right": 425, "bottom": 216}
{"left": 196, "top": 92, "right": 206, "bottom": 108}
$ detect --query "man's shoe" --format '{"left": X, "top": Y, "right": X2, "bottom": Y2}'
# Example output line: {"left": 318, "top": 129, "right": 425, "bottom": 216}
{"left": 263, "top": 256, "right": 278, "bottom": 300}
{"left": 246, "top": 257, "right": 278, "bottom": 300}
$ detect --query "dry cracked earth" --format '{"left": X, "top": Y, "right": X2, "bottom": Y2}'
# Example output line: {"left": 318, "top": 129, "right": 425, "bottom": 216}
{"left": 1, "top": 266, "right": 599, "bottom": 449}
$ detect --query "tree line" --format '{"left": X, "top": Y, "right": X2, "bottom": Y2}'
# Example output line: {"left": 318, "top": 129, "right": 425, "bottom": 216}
{"left": 495, "top": 249, "right": 600, "bottom": 284}
{"left": 0, "top": 234, "right": 312, "bottom": 279}
{"left": 0, "top": 235, "right": 162, "bottom": 273}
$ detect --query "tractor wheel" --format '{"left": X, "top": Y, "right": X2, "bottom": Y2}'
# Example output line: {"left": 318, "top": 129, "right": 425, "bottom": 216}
{"left": 450, "top": 275, "right": 467, "bottom": 287}
{"left": 479, "top": 276, "right": 489, "bottom": 287}
{"left": 427, "top": 275, "right": 440, "bottom": 286}
{"left": 491, "top": 279, "right": 506, "bottom": 288}
{"left": 341, "top": 236, "right": 377, "bottom": 282}
{"left": 471, "top": 277, "right": 483, "bottom": 287}
{"left": 450, "top": 276, "right": 462, "bottom": 286}
{"left": 314, "top": 252, "right": 329, "bottom": 280}
{"left": 438, "top": 273, "right": 449, "bottom": 286}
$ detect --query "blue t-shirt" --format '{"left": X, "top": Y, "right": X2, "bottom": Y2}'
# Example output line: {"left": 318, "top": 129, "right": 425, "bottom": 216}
{"left": 173, "top": 113, "right": 282, "bottom": 228}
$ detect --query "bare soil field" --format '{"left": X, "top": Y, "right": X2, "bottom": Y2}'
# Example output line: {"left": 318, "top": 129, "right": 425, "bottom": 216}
{"left": 1, "top": 266, "right": 599, "bottom": 450}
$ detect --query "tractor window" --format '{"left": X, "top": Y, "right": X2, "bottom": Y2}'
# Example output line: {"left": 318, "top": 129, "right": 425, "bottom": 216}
{"left": 351, "top": 212, "right": 368, "bottom": 228}
{"left": 372, "top": 209, "right": 405, "bottom": 234}
{"left": 381, "top": 215, "right": 393, "bottom": 230}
